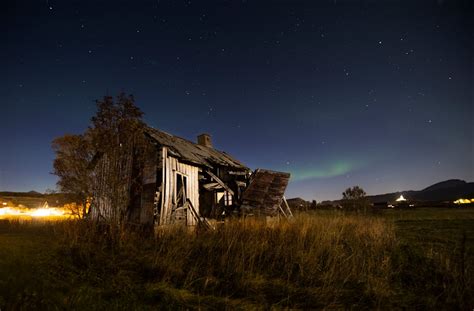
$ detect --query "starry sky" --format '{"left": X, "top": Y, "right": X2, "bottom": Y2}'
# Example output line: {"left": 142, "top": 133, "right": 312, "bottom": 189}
{"left": 1, "top": 0, "right": 473, "bottom": 201}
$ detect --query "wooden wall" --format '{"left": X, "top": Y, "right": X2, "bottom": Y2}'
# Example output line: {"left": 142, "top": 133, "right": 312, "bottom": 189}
{"left": 90, "top": 152, "right": 133, "bottom": 223}
{"left": 159, "top": 147, "right": 200, "bottom": 226}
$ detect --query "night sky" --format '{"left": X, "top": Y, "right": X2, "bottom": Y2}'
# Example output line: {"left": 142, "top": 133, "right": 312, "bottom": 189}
{"left": 1, "top": 0, "right": 472, "bottom": 201}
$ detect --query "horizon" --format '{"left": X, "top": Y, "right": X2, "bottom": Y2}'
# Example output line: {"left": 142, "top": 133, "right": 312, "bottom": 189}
{"left": 2, "top": 1, "right": 472, "bottom": 201}
{"left": 1, "top": 160, "right": 472, "bottom": 201}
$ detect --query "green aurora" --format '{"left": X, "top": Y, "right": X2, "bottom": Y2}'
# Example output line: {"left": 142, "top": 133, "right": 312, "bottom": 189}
{"left": 286, "top": 160, "right": 365, "bottom": 182}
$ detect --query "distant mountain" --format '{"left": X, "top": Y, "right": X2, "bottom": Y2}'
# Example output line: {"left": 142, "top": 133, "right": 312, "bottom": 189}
{"left": 0, "top": 191, "right": 44, "bottom": 197}
{"left": 368, "top": 179, "right": 474, "bottom": 203}
{"left": 27, "top": 190, "right": 43, "bottom": 195}
{"left": 421, "top": 179, "right": 466, "bottom": 192}
{"left": 287, "top": 179, "right": 474, "bottom": 206}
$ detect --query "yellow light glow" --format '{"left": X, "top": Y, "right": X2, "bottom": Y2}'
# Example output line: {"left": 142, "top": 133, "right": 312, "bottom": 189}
{"left": 454, "top": 198, "right": 474, "bottom": 204}
{"left": 0, "top": 206, "right": 79, "bottom": 220}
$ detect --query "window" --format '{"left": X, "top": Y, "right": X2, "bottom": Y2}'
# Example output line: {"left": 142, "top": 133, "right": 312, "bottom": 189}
{"left": 223, "top": 191, "right": 232, "bottom": 206}
{"left": 175, "top": 173, "right": 187, "bottom": 207}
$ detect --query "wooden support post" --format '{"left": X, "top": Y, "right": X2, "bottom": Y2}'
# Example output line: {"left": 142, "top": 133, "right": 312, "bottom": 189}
{"left": 283, "top": 196, "right": 294, "bottom": 218}
{"left": 278, "top": 203, "right": 288, "bottom": 219}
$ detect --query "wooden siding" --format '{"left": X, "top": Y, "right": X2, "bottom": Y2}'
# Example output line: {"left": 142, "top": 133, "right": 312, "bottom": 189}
{"left": 138, "top": 147, "right": 158, "bottom": 225}
{"left": 90, "top": 152, "right": 133, "bottom": 222}
{"left": 159, "top": 147, "right": 200, "bottom": 226}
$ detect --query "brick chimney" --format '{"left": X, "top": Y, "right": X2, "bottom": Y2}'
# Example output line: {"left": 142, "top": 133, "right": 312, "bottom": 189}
{"left": 197, "top": 133, "right": 212, "bottom": 148}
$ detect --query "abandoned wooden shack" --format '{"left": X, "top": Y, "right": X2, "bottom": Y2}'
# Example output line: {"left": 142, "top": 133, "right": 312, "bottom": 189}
{"left": 89, "top": 127, "right": 292, "bottom": 227}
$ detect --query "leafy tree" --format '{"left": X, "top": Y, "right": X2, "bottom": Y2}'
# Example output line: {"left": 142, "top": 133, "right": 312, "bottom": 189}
{"left": 87, "top": 93, "right": 150, "bottom": 224}
{"left": 52, "top": 92, "right": 150, "bottom": 223}
{"left": 342, "top": 186, "right": 366, "bottom": 200}
{"left": 52, "top": 133, "right": 93, "bottom": 217}
{"left": 341, "top": 185, "right": 370, "bottom": 212}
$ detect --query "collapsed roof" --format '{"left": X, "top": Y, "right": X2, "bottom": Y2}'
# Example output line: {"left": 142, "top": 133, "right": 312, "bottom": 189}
{"left": 145, "top": 127, "right": 249, "bottom": 171}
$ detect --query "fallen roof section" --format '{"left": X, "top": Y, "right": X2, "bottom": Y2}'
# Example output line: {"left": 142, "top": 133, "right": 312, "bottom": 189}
{"left": 240, "top": 169, "right": 291, "bottom": 216}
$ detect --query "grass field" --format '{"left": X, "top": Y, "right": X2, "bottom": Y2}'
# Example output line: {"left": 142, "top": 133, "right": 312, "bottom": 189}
{"left": 0, "top": 208, "right": 472, "bottom": 309}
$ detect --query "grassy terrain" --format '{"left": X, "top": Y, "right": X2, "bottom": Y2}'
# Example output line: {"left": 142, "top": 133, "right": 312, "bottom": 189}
{"left": 0, "top": 208, "right": 473, "bottom": 309}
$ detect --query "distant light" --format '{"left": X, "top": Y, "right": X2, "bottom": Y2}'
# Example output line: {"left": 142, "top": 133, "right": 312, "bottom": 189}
{"left": 0, "top": 206, "right": 78, "bottom": 219}
{"left": 454, "top": 198, "right": 473, "bottom": 204}
{"left": 2, "top": 202, "right": 6, "bottom": 206}
{"left": 396, "top": 195, "right": 406, "bottom": 202}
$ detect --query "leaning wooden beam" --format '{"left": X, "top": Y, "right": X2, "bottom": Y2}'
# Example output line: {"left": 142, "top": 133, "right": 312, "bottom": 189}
{"left": 185, "top": 199, "right": 214, "bottom": 230}
{"left": 278, "top": 203, "right": 288, "bottom": 219}
{"left": 283, "top": 196, "right": 294, "bottom": 218}
{"left": 204, "top": 170, "right": 235, "bottom": 196}
{"left": 159, "top": 147, "right": 167, "bottom": 225}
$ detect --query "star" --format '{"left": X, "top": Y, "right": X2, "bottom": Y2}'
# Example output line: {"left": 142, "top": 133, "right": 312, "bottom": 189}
{"left": 207, "top": 106, "right": 213, "bottom": 115}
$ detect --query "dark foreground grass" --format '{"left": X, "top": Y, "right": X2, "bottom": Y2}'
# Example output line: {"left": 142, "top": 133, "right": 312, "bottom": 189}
{"left": 0, "top": 209, "right": 473, "bottom": 310}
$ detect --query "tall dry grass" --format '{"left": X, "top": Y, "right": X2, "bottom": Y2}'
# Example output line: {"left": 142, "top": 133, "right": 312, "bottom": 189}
{"left": 1, "top": 212, "right": 471, "bottom": 309}
{"left": 55, "top": 214, "right": 397, "bottom": 308}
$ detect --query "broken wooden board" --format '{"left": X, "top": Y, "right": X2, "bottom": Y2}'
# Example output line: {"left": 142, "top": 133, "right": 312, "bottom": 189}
{"left": 202, "top": 182, "right": 223, "bottom": 191}
{"left": 205, "top": 170, "right": 235, "bottom": 196}
{"left": 240, "top": 169, "right": 291, "bottom": 216}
